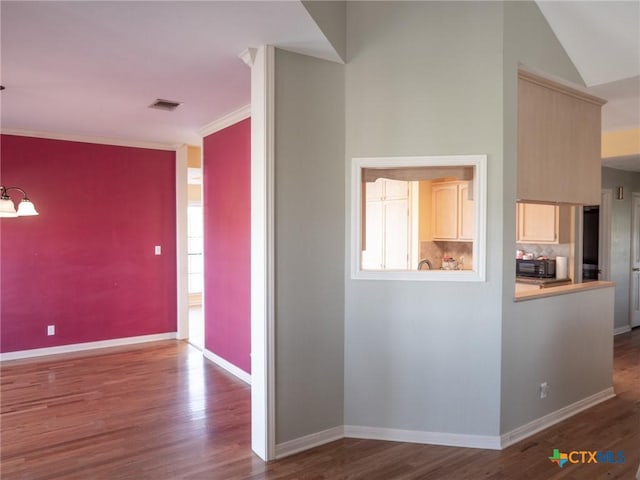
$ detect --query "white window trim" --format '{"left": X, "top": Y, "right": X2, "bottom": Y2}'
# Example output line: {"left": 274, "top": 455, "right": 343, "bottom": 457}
{"left": 351, "top": 155, "right": 487, "bottom": 282}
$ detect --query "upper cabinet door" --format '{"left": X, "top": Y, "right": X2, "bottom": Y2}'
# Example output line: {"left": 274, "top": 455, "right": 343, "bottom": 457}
{"left": 517, "top": 70, "right": 606, "bottom": 205}
{"left": 432, "top": 183, "right": 459, "bottom": 240}
{"left": 431, "top": 181, "right": 475, "bottom": 242}
{"left": 516, "top": 203, "right": 558, "bottom": 243}
{"left": 458, "top": 183, "right": 474, "bottom": 241}
{"left": 516, "top": 203, "right": 572, "bottom": 244}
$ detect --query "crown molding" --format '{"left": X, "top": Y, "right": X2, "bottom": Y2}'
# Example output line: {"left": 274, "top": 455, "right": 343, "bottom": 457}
{"left": 0, "top": 129, "right": 179, "bottom": 151}
{"left": 198, "top": 104, "right": 251, "bottom": 138}
{"left": 239, "top": 48, "right": 257, "bottom": 67}
{"left": 517, "top": 66, "right": 606, "bottom": 106}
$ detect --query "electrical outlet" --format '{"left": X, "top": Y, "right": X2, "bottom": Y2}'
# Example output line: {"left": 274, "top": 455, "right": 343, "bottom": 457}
{"left": 47, "top": 325, "right": 55, "bottom": 336}
{"left": 540, "top": 382, "right": 549, "bottom": 399}
{"left": 154, "top": 245, "right": 161, "bottom": 255}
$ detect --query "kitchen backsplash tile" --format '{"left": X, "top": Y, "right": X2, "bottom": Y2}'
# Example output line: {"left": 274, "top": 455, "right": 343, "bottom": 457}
{"left": 420, "top": 241, "right": 473, "bottom": 270}
{"left": 518, "top": 243, "right": 571, "bottom": 259}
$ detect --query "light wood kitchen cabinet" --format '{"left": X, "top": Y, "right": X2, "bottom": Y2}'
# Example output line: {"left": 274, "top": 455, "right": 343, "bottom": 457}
{"left": 458, "top": 183, "right": 474, "bottom": 240}
{"left": 362, "top": 178, "right": 411, "bottom": 270}
{"left": 432, "top": 181, "right": 474, "bottom": 241}
{"left": 516, "top": 203, "right": 571, "bottom": 244}
{"left": 517, "top": 70, "right": 606, "bottom": 205}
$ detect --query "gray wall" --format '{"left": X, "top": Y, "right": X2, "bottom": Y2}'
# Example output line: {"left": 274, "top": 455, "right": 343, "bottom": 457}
{"left": 302, "top": 0, "right": 346, "bottom": 63}
{"left": 271, "top": 0, "right": 616, "bottom": 446}
{"left": 500, "top": 2, "right": 614, "bottom": 434}
{"left": 274, "top": 49, "right": 345, "bottom": 444}
{"left": 501, "top": 289, "right": 614, "bottom": 433}
{"left": 344, "top": 1, "right": 504, "bottom": 436}
{"left": 602, "top": 166, "right": 640, "bottom": 330}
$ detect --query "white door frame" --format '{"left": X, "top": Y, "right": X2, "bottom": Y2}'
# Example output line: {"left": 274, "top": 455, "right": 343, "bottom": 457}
{"left": 176, "top": 145, "right": 189, "bottom": 339}
{"left": 631, "top": 192, "right": 640, "bottom": 328}
{"left": 575, "top": 206, "right": 584, "bottom": 284}
{"left": 241, "top": 45, "right": 276, "bottom": 461}
{"left": 599, "top": 189, "right": 612, "bottom": 281}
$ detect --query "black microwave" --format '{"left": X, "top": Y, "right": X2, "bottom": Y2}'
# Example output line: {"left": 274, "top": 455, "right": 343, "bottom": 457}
{"left": 516, "top": 259, "right": 556, "bottom": 278}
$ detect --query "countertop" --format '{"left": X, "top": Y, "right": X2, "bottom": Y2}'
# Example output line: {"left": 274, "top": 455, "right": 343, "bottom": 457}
{"left": 514, "top": 280, "right": 615, "bottom": 302}
{"left": 516, "top": 276, "right": 572, "bottom": 287}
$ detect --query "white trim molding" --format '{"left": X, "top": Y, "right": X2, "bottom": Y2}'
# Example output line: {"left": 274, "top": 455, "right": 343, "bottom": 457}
{"left": 614, "top": 325, "right": 632, "bottom": 336}
{"left": 500, "top": 387, "right": 615, "bottom": 449}
{"left": 176, "top": 145, "right": 189, "bottom": 340}
{"left": 351, "top": 154, "right": 487, "bottom": 282}
{"left": 344, "top": 425, "right": 501, "bottom": 450}
{"left": 198, "top": 104, "right": 251, "bottom": 138}
{"left": 239, "top": 48, "right": 257, "bottom": 67}
{"left": 275, "top": 426, "right": 345, "bottom": 459}
{"left": 203, "top": 349, "right": 251, "bottom": 385}
{"left": 248, "top": 44, "right": 277, "bottom": 462}
{"left": 0, "top": 333, "right": 177, "bottom": 362}
{"left": 0, "top": 128, "right": 178, "bottom": 151}
{"left": 599, "top": 189, "right": 613, "bottom": 281}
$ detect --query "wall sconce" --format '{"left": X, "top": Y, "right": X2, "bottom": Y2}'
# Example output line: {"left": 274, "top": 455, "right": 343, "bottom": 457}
{"left": 616, "top": 186, "right": 624, "bottom": 200}
{"left": 0, "top": 185, "right": 39, "bottom": 217}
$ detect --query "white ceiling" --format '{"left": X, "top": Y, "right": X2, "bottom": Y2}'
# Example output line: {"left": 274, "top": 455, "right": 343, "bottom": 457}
{"left": 0, "top": 1, "right": 339, "bottom": 147}
{"left": 1, "top": 1, "right": 639, "bottom": 171}
{"left": 536, "top": 1, "right": 639, "bottom": 87}
{"left": 537, "top": 1, "right": 640, "bottom": 172}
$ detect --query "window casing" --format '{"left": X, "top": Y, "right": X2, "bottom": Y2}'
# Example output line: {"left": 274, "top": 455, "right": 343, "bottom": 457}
{"left": 351, "top": 155, "right": 487, "bottom": 281}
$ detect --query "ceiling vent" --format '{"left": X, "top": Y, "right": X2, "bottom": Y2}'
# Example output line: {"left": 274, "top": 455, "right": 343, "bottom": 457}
{"left": 149, "top": 99, "right": 182, "bottom": 111}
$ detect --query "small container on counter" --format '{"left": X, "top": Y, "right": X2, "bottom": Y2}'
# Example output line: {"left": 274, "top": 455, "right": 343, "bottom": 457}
{"left": 555, "top": 256, "right": 568, "bottom": 279}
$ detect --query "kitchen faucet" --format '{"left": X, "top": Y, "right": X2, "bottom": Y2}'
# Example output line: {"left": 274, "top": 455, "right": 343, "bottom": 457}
{"left": 418, "top": 259, "right": 432, "bottom": 270}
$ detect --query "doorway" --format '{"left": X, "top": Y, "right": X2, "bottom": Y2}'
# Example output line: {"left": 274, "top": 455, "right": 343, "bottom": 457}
{"left": 580, "top": 190, "right": 612, "bottom": 284}
{"left": 582, "top": 205, "right": 600, "bottom": 281}
{"left": 187, "top": 204, "right": 204, "bottom": 349}
{"left": 187, "top": 147, "right": 204, "bottom": 350}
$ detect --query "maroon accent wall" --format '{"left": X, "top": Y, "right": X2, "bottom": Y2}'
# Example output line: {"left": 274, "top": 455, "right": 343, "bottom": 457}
{"left": 0, "top": 135, "right": 177, "bottom": 352}
{"left": 203, "top": 118, "right": 251, "bottom": 374}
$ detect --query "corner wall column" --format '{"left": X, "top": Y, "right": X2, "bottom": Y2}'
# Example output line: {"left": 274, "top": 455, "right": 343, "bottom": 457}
{"left": 240, "top": 45, "right": 276, "bottom": 461}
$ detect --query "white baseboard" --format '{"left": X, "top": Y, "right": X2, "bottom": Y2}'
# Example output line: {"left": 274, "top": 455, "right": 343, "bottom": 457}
{"left": 0, "top": 332, "right": 177, "bottom": 362}
{"left": 268, "top": 391, "right": 620, "bottom": 459}
{"left": 275, "top": 426, "right": 345, "bottom": 459}
{"left": 500, "top": 387, "right": 615, "bottom": 448}
{"left": 614, "top": 325, "right": 632, "bottom": 336}
{"left": 344, "top": 425, "right": 501, "bottom": 450}
{"left": 275, "top": 424, "right": 502, "bottom": 459}
{"left": 202, "top": 348, "right": 251, "bottom": 385}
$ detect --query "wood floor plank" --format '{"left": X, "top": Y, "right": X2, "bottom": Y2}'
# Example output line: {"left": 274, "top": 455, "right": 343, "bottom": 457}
{"left": 1, "top": 330, "right": 638, "bottom": 479}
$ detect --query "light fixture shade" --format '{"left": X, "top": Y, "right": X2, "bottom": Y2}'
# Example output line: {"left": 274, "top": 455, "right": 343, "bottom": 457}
{"left": 0, "top": 197, "right": 18, "bottom": 217}
{"left": 16, "top": 199, "right": 38, "bottom": 216}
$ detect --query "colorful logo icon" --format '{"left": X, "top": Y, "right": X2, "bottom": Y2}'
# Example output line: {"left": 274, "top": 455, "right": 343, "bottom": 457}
{"left": 548, "top": 449, "right": 625, "bottom": 469}
{"left": 549, "top": 449, "right": 568, "bottom": 468}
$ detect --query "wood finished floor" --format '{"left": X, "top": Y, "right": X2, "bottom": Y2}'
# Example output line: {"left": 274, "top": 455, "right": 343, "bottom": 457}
{"left": 1, "top": 329, "right": 638, "bottom": 480}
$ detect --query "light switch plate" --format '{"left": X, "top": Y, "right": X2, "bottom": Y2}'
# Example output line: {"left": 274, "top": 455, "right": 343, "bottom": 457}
{"left": 154, "top": 246, "right": 161, "bottom": 255}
